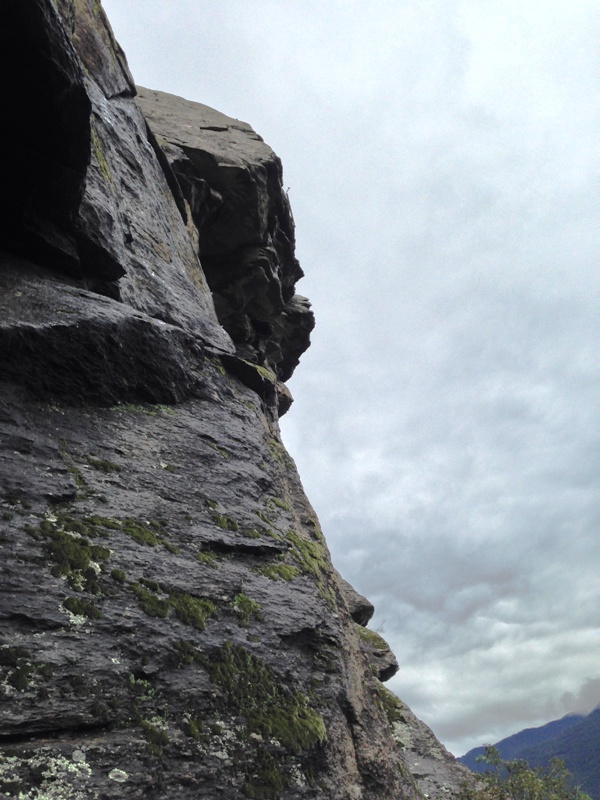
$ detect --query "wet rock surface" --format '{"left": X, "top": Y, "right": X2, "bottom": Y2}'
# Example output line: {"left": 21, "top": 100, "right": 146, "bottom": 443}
{"left": 0, "top": 2, "right": 473, "bottom": 798}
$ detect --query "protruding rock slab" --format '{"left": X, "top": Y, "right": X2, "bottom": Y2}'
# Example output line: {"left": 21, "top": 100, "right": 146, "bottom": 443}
{"left": 136, "top": 86, "right": 314, "bottom": 381}
{"left": 356, "top": 625, "right": 400, "bottom": 682}
{"left": 337, "top": 573, "right": 375, "bottom": 626}
{"left": 0, "top": 255, "right": 207, "bottom": 405}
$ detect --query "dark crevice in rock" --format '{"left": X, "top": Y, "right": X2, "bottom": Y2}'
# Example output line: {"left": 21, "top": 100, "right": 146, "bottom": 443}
{"left": 143, "top": 120, "right": 188, "bottom": 224}
{"left": 279, "top": 626, "right": 336, "bottom": 657}
{"left": 221, "top": 354, "right": 277, "bottom": 406}
{"left": 0, "top": 314, "right": 204, "bottom": 406}
{"left": 355, "top": 625, "right": 399, "bottom": 683}
{"left": 339, "top": 693, "right": 362, "bottom": 729}
{"left": 378, "top": 660, "right": 400, "bottom": 683}
{"left": 2, "top": 613, "right": 65, "bottom": 632}
{"left": 74, "top": 232, "right": 126, "bottom": 282}
{"left": 199, "top": 539, "right": 286, "bottom": 557}
{"left": 45, "top": 488, "right": 78, "bottom": 504}
{"left": 79, "top": 276, "right": 122, "bottom": 301}
{"left": 0, "top": 255, "right": 227, "bottom": 407}
{"left": 0, "top": 721, "right": 114, "bottom": 745}
{"left": 0, "top": 0, "right": 91, "bottom": 272}
{"left": 107, "top": 86, "right": 137, "bottom": 101}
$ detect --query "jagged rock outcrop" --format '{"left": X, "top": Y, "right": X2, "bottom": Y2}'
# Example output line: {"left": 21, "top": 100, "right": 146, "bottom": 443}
{"left": 136, "top": 87, "right": 314, "bottom": 388}
{"left": 0, "top": 2, "right": 473, "bottom": 798}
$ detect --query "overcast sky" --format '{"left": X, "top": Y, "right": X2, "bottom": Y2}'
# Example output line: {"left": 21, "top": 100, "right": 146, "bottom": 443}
{"left": 100, "top": 0, "right": 599, "bottom": 756}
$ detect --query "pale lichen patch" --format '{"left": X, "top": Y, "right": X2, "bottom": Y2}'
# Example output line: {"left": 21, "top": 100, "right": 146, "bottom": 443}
{"left": 0, "top": 749, "right": 92, "bottom": 799}
{"left": 60, "top": 603, "right": 88, "bottom": 627}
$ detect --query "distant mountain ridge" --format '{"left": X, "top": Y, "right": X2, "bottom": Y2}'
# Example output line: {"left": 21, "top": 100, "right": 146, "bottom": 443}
{"left": 459, "top": 708, "right": 600, "bottom": 800}
{"left": 458, "top": 714, "right": 585, "bottom": 767}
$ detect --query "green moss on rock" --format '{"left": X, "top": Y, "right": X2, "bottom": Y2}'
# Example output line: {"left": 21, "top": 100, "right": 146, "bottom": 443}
{"left": 268, "top": 497, "right": 291, "bottom": 512}
{"left": 115, "top": 403, "right": 176, "bottom": 416}
{"left": 285, "top": 531, "right": 324, "bottom": 579}
{"left": 243, "top": 750, "right": 288, "bottom": 799}
{"left": 173, "top": 639, "right": 202, "bottom": 666}
{"left": 0, "top": 751, "right": 93, "bottom": 798}
{"left": 139, "top": 578, "right": 160, "bottom": 592}
{"left": 141, "top": 719, "right": 169, "bottom": 756}
{"left": 254, "top": 562, "right": 300, "bottom": 581}
{"left": 231, "top": 594, "right": 263, "bottom": 627}
{"left": 120, "top": 518, "right": 162, "bottom": 546}
{"left": 86, "top": 456, "right": 122, "bottom": 473}
{"left": 211, "top": 513, "right": 239, "bottom": 531}
{"left": 129, "top": 584, "right": 216, "bottom": 630}
{"left": 255, "top": 509, "right": 273, "bottom": 525}
{"left": 129, "top": 583, "right": 170, "bottom": 618}
{"left": 356, "top": 625, "right": 390, "bottom": 651}
{"left": 285, "top": 530, "right": 335, "bottom": 605}
{"left": 195, "top": 551, "right": 219, "bottom": 567}
{"left": 375, "top": 681, "right": 406, "bottom": 726}
{"left": 170, "top": 593, "right": 216, "bottom": 631}
{"left": 63, "top": 597, "right": 102, "bottom": 620}
{"left": 202, "top": 642, "right": 326, "bottom": 754}
{"left": 26, "top": 513, "right": 112, "bottom": 593}
{"left": 0, "top": 646, "right": 31, "bottom": 668}
{"left": 0, "top": 648, "right": 55, "bottom": 693}
{"left": 182, "top": 715, "right": 205, "bottom": 741}
{"left": 207, "top": 356, "right": 227, "bottom": 377}
{"left": 206, "top": 442, "right": 231, "bottom": 459}
{"left": 91, "top": 122, "right": 113, "bottom": 185}
{"left": 26, "top": 511, "right": 178, "bottom": 596}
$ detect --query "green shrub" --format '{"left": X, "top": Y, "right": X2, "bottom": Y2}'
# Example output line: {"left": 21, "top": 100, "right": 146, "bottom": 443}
{"left": 458, "top": 747, "right": 591, "bottom": 800}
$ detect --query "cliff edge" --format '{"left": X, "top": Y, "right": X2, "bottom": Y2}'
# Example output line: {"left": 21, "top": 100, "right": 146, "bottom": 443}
{"left": 0, "top": 2, "right": 471, "bottom": 798}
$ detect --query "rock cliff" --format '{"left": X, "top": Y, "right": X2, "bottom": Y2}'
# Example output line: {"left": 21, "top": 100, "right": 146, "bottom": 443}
{"left": 0, "top": 2, "right": 472, "bottom": 798}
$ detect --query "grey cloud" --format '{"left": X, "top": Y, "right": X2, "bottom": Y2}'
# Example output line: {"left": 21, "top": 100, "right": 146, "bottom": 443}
{"left": 560, "top": 679, "right": 600, "bottom": 716}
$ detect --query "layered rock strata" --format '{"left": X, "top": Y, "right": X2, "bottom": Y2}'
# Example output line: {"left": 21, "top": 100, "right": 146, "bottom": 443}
{"left": 0, "top": 1, "right": 472, "bottom": 798}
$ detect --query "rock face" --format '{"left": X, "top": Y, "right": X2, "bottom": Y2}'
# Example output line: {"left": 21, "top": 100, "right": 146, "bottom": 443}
{"left": 0, "top": 2, "right": 472, "bottom": 798}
